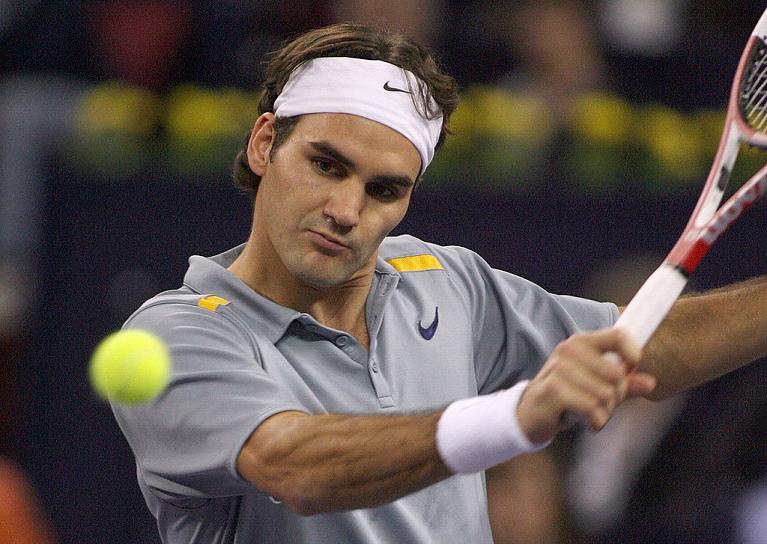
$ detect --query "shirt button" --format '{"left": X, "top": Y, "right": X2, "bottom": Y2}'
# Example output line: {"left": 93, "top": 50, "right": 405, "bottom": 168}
{"left": 335, "top": 335, "right": 348, "bottom": 347}
{"left": 370, "top": 360, "right": 379, "bottom": 373}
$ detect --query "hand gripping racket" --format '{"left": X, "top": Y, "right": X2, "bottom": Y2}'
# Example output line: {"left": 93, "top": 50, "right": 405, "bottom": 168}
{"left": 612, "top": 8, "right": 767, "bottom": 354}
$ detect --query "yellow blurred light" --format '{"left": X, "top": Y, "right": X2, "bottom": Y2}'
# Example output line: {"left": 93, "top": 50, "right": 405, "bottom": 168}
{"left": 640, "top": 105, "right": 708, "bottom": 180}
{"left": 75, "top": 82, "right": 159, "bottom": 136}
{"left": 694, "top": 109, "right": 727, "bottom": 158}
{"left": 165, "top": 86, "right": 257, "bottom": 141}
{"left": 568, "top": 92, "right": 633, "bottom": 145}
{"left": 463, "top": 86, "right": 552, "bottom": 143}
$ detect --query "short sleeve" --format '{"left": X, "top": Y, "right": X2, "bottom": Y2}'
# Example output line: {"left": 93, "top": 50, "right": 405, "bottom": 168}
{"left": 427, "top": 244, "right": 619, "bottom": 393}
{"left": 111, "top": 301, "right": 308, "bottom": 502}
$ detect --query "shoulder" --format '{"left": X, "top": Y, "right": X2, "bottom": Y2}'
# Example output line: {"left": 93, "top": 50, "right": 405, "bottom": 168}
{"left": 125, "top": 288, "right": 252, "bottom": 351}
{"left": 380, "top": 235, "right": 504, "bottom": 299}
{"left": 379, "top": 234, "right": 486, "bottom": 275}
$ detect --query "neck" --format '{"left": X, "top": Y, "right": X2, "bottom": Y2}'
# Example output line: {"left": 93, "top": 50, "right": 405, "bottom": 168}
{"left": 302, "top": 285, "right": 372, "bottom": 348}
{"left": 228, "top": 238, "right": 375, "bottom": 347}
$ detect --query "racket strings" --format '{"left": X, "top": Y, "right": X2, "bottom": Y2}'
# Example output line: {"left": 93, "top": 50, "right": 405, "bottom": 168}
{"left": 741, "top": 40, "right": 767, "bottom": 132}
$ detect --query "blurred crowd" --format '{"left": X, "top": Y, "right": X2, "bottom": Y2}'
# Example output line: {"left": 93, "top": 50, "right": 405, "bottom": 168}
{"left": 0, "top": 0, "right": 759, "bottom": 98}
{"left": 1, "top": 1, "right": 766, "bottom": 543}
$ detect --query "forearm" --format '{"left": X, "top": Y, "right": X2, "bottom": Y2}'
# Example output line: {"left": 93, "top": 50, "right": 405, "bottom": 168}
{"left": 486, "top": 452, "right": 563, "bottom": 544}
{"left": 237, "top": 411, "right": 451, "bottom": 515}
{"left": 641, "top": 275, "right": 767, "bottom": 398}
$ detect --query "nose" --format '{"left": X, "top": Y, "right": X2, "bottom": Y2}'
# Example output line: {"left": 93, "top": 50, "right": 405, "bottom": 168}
{"left": 323, "top": 180, "right": 365, "bottom": 229}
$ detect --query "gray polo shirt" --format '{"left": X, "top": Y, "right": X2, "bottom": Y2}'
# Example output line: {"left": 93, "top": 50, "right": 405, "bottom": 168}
{"left": 112, "top": 234, "right": 618, "bottom": 544}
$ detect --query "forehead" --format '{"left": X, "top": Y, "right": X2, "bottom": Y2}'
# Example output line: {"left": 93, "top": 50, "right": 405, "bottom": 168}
{"left": 289, "top": 113, "right": 422, "bottom": 179}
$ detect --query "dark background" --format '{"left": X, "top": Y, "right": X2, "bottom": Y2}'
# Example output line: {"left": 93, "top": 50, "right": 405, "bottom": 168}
{"left": 1, "top": 1, "right": 765, "bottom": 543}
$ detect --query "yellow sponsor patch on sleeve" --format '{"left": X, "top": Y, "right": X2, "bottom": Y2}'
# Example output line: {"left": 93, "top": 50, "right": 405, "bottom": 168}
{"left": 385, "top": 254, "right": 444, "bottom": 272}
{"left": 197, "top": 295, "right": 230, "bottom": 312}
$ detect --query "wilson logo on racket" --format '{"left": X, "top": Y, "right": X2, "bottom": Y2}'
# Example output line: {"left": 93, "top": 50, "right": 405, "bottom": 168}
{"left": 700, "top": 176, "right": 767, "bottom": 244}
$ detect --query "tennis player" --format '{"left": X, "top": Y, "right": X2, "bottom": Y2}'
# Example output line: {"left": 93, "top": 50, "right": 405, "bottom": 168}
{"left": 111, "top": 23, "right": 767, "bottom": 544}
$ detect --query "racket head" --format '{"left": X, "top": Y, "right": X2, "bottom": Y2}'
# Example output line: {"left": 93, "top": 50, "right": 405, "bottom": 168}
{"left": 683, "top": 10, "right": 767, "bottom": 231}
{"left": 734, "top": 10, "right": 767, "bottom": 148}
{"left": 665, "top": 9, "right": 767, "bottom": 274}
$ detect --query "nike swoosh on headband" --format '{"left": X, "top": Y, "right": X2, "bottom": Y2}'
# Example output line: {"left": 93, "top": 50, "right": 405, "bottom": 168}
{"left": 418, "top": 307, "right": 439, "bottom": 340}
{"left": 383, "top": 81, "right": 411, "bottom": 94}
{"left": 273, "top": 58, "right": 441, "bottom": 175}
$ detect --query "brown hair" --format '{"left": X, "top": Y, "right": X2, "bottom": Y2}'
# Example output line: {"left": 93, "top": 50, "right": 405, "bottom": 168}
{"left": 233, "top": 22, "right": 459, "bottom": 194}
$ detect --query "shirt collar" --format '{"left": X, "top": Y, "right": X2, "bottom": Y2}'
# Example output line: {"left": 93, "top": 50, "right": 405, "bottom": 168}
{"left": 182, "top": 244, "right": 400, "bottom": 343}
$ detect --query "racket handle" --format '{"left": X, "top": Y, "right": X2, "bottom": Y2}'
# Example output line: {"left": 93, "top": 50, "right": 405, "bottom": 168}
{"left": 561, "top": 264, "right": 688, "bottom": 429}
{"left": 612, "top": 263, "right": 689, "bottom": 349}
{"left": 602, "top": 264, "right": 688, "bottom": 366}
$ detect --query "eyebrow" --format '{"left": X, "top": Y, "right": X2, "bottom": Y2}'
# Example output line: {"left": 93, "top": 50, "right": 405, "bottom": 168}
{"left": 308, "top": 141, "right": 416, "bottom": 188}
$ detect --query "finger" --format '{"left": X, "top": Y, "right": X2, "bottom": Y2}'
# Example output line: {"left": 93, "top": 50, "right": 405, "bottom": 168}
{"left": 578, "top": 328, "right": 643, "bottom": 367}
{"left": 625, "top": 372, "right": 657, "bottom": 397}
{"left": 552, "top": 336, "right": 626, "bottom": 385}
{"left": 556, "top": 359, "right": 623, "bottom": 410}
{"left": 546, "top": 378, "right": 614, "bottom": 432}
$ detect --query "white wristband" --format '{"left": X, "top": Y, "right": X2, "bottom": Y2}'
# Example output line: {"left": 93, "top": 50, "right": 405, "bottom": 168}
{"left": 435, "top": 381, "right": 549, "bottom": 474}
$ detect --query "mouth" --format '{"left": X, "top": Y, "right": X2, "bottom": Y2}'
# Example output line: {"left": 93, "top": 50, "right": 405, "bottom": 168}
{"left": 307, "top": 229, "right": 350, "bottom": 252}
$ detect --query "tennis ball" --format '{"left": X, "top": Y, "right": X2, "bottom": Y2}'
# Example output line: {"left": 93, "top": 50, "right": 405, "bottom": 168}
{"left": 89, "top": 329, "right": 171, "bottom": 405}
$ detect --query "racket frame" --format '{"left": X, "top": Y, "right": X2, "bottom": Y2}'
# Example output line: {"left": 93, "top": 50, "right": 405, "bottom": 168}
{"left": 613, "top": 10, "right": 767, "bottom": 349}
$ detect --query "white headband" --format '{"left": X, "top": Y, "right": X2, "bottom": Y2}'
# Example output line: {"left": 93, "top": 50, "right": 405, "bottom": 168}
{"left": 273, "top": 57, "right": 443, "bottom": 175}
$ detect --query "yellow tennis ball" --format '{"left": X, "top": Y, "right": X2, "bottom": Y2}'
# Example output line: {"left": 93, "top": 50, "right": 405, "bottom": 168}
{"left": 89, "top": 329, "right": 171, "bottom": 405}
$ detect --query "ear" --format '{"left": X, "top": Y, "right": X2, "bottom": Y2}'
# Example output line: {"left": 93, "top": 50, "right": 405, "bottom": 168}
{"left": 246, "top": 113, "right": 276, "bottom": 176}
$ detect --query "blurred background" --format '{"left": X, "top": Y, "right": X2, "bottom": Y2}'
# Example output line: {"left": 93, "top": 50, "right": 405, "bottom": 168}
{"left": 0, "top": 1, "right": 765, "bottom": 543}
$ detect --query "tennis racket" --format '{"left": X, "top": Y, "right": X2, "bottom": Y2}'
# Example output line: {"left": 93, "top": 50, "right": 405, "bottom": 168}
{"left": 612, "top": 8, "right": 767, "bottom": 354}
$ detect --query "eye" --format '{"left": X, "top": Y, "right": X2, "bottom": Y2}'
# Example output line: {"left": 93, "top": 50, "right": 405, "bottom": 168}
{"left": 367, "top": 183, "right": 396, "bottom": 200}
{"left": 312, "top": 157, "right": 342, "bottom": 176}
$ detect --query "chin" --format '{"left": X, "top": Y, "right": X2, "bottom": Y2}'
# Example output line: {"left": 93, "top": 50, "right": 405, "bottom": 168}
{"left": 285, "top": 246, "right": 371, "bottom": 290}
{"left": 293, "top": 269, "right": 348, "bottom": 291}
{"left": 289, "top": 256, "right": 352, "bottom": 289}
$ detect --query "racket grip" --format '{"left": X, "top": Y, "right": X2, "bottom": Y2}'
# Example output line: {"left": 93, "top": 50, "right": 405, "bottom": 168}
{"left": 561, "top": 264, "right": 688, "bottom": 429}
{"left": 613, "top": 263, "right": 689, "bottom": 349}
{"left": 602, "top": 264, "right": 688, "bottom": 367}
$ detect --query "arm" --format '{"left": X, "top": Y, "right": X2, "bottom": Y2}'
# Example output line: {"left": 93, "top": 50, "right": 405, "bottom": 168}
{"left": 238, "top": 330, "right": 647, "bottom": 514}
{"left": 242, "top": 277, "right": 764, "bottom": 515}
{"left": 640, "top": 275, "right": 767, "bottom": 399}
{"left": 486, "top": 451, "right": 564, "bottom": 544}
{"left": 516, "top": 277, "right": 767, "bottom": 444}
{"left": 236, "top": 410, "right": 451, "bottom": 515}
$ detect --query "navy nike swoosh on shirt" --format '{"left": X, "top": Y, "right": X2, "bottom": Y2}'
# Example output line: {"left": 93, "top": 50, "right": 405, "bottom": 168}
{"left": 418, "top": 307, "right": 439, "bottom": 340}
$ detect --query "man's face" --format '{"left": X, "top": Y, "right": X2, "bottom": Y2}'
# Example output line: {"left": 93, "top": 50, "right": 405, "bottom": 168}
{"left": 249, "top": 113, "right": 421, "bottom": 291}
